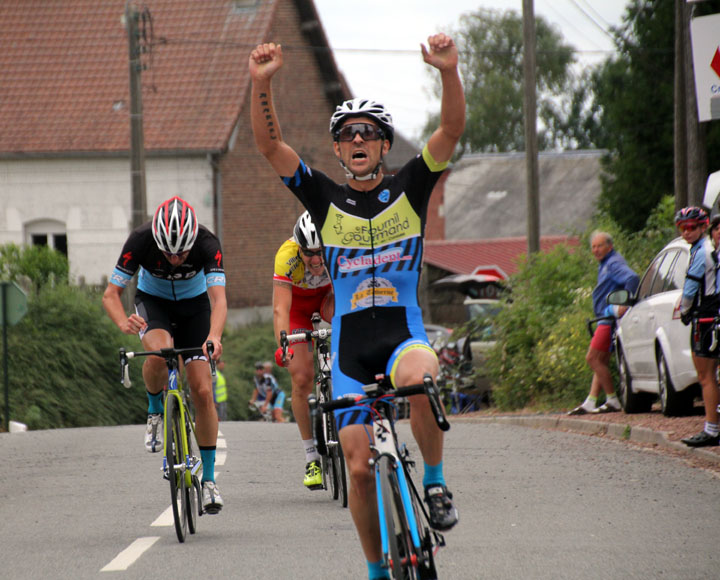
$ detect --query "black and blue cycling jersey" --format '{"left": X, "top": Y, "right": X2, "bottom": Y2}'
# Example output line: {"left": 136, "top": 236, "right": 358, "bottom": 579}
{"left": 281, "top": 146, "right": 447, "bottom": 425}
{"left": 109, "top": 222, "right": 225, "bottom": 300}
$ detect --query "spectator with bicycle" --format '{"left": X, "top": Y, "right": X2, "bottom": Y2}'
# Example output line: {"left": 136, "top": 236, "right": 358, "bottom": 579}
{"left": 568, "top": 231, "right": 639, "bottom": 416}
{"left": 676, "top": 207, "right": 720, "bottom": 447}
{"left": 272, "top": 211, "right": 333, "bottom": 489}
{"left": 102, "top": 196, "right": 226, "bottom": 514}
{"left": 249, "top": 32, "right": 463, "bottom": 579}
{"left": 249, "top": 361, "right": 286, "bottom": 422}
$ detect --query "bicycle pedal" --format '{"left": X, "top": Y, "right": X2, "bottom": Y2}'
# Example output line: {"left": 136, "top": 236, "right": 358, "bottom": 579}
{"left": 306, "top": 484, "right": 324, "bottom": 491}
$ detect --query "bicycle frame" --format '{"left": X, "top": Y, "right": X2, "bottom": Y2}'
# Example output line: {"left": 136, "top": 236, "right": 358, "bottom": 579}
{"left": 371, "top": 410, "right": 425, "bottom": 560}
{"left": 162, "top": 362, "right": 201, "bottom": 487}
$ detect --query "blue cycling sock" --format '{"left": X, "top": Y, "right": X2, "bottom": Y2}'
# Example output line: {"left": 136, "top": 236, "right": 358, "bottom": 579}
{"left": 147, "top": 391, "right": 164, "bottom": 415}
{"left": 200, "top": 446, "right": 216, "bottom": 483}
{"left": 423, "top": 461, "right": 446, "bottom": 488}
{"left": 367, "top": 559, "right": 389, "bottom": 580}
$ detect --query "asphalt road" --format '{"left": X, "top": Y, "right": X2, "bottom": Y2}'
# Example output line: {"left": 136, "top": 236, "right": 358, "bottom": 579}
{"left": 1, "top": 420, "right": 718, "bottom": 579}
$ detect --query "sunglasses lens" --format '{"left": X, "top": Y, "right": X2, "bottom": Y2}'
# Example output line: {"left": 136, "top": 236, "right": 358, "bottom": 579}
{"left": 301, "top": 248, "right": 322, "bottom": 257}
{"left": 338, "top": 123, "right": 381, "bottom": 142}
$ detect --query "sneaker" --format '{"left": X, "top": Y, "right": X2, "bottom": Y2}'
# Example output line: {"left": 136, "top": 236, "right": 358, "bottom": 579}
{"left": 202, "top": 481, "right": 224, "bottom": 514}
{"left": 303, "top": 460, "right": 323, "bottom": 490}
{"left": 681, "top": 431, "right": 720, "bottom": 447}
{"left": 567, "top": 405, "right": 591, "bottom": 416}
{"left": 424, "top": 485, "right": 458, "bottom": 531}
{"left": 591, "top": 402, "right": 621, "bottom": 414}
{"left": 144, "top": 413, "right": 163, "bottom": 453}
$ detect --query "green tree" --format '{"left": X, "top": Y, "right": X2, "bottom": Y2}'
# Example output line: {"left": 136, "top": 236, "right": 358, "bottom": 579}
{"left": 0, "top": 243, "right": 68, "bottom": 292}
{"left": 592, "top": 0, "right": 720, "bottom": 232}
{"left": 424, "top": 8, "right": 580, "bottom": 153}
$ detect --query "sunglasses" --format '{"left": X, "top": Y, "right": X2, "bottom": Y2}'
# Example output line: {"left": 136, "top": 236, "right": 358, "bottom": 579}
{"left": 335, "top": 123, "right": 384, "bottom": 142}
{"left": 678, "top": 223, "right": 700, "bottom": 233}
{"left": 162, "top": 250, "right": 190, "bottom": 258}
{"left": 300, "top": 247, "right": 323, "bottom": 258}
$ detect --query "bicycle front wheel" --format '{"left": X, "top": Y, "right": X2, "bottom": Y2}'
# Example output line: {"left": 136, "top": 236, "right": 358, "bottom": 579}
{"left": 327, "top": 412, "right": 347, "bottom": 507}
{"left": 184, "top": 409, "right": 199, "bottom": 535}
{"left": 166, "top": 394, "right": 188, "bottom": 543}
{"left": 379, "top": 456, "right": 419, "bottom": 580}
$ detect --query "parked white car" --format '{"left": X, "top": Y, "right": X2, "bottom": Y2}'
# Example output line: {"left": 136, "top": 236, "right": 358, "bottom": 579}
{"left": 608, "top": 237, "right": 700, "bottom": 416}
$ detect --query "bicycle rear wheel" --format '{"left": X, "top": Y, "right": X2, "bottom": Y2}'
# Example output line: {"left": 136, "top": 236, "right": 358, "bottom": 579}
{"left": 379, "top": 456, "right": 419, "bottom": 580}
{"left": 166, "top": 394, "right": 188, "bottom": 543}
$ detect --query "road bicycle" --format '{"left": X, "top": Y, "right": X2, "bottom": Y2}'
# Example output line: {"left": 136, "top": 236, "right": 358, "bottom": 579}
{"left": 119, "top": 341, "right": 216, "bottom": 543}
{"left": 281, "top": 314, "right": 348, "bottom": 507}
{"left": 312, "top": 373, "right": 450, "bottom": 579}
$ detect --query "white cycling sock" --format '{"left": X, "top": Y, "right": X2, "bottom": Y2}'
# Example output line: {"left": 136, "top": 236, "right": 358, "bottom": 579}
{"left": 582, "top": 395, "right": 598, "bottom": 411}
{"left": 303, "top": 438, "right": 320, "bottom": 462}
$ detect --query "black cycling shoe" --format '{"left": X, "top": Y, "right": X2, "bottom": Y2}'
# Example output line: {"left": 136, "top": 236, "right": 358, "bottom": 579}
{"left": 681, "top": 431, "right": 720, "bottom": 447}
{"left": 424, "top": 485, "right": 459, "bottom": 531}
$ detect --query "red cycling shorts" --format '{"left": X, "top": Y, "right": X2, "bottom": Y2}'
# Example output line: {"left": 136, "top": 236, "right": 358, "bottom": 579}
{"left": 289, "top": 289, "right": 332, "bottom": 343}
{"left": 590, "top": 323, "right": 613, "bottom": 352}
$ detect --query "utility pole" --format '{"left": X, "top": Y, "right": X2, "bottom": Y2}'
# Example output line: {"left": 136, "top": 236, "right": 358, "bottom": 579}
{"left": 674, "top": 0, "right": 688, "bottom": 210}
{"left": 523, "top": 0, "right": 540, "bottom": 254}
{"left": 125, "top": 2, "right": 147, "bottom": 229}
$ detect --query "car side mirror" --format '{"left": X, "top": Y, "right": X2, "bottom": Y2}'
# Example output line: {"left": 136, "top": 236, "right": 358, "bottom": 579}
{"left": 607, "top": 289, "right": 633, "bottom": 306}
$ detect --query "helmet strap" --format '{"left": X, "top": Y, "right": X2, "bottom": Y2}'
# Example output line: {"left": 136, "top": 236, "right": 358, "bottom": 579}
{"left": 338, "top": 151, "right": 384, "bottom": 182}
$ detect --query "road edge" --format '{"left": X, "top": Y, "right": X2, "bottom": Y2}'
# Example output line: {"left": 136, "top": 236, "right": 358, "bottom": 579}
{"left": 458, "top": 414, "right": 720, "bottom": 465}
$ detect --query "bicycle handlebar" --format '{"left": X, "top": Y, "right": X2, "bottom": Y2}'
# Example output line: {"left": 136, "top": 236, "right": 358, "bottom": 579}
{"left": 119, "top": 341, "right": 216, "bottom": 388}
{"left": 311, "top": 373, "right": 450, "bottom": 432}
{"left": 279, "top": 325, "right": 332, "bottom": 365}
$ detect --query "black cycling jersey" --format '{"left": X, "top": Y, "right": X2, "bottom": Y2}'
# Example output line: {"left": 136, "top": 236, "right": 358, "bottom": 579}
{"left": 109, "top": 222, "right": 225, "bottom": 301}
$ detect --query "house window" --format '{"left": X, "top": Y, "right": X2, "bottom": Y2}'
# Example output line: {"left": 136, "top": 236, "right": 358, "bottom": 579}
{"left": 25, "top": 220, "right": 68, "bottom": 256}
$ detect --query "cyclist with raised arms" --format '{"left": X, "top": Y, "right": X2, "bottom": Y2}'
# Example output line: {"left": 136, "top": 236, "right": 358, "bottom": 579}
{"left": 273, "top": 211, "right": 333, "bottom": 489}
{"left": 250, "top": 33, "right": 464, "bottom": 579}
{"left": 102, "top": 196, "right": 227, "bottom": 514}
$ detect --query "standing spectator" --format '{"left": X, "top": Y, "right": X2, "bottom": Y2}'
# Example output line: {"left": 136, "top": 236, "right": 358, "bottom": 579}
{"left": 568, "top": 231, "right": 639, "bottom": 415}
{"left": 213, "top": 359, "right": 228, "bottom": 422}
{"left": 676, "top": 208, "right": 720, "bottom": 447}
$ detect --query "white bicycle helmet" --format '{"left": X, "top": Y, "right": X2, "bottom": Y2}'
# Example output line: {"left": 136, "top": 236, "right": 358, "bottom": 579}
{"left": 152, "top": 196, "right": 198, "bottom": 254}
{"left": 293, "top": 211, "right": 321, "bottom": 250}
{"left": 329, "top": 98, "right": 394, "bottom": 147}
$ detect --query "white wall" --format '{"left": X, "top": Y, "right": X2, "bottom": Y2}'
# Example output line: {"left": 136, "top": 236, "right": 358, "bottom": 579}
{"left": 0, "top": 156, "right": 214, "bottom": 285}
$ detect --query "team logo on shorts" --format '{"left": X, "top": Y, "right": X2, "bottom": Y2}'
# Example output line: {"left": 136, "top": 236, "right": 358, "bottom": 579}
{"left": 350, "top": 277, "right": 398, "bottom": 309}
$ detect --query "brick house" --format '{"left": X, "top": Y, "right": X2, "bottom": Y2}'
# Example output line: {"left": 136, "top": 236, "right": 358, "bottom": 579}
{"left": 0, "top": 0, "right": 417, "bottom": 323}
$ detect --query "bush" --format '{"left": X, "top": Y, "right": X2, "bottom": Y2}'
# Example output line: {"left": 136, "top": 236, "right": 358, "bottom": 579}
{"left": 0, "top": 243, "right": 68, "bottom": 292}
{"left": 485, "top": 195, "right": 677, "bottom": 411}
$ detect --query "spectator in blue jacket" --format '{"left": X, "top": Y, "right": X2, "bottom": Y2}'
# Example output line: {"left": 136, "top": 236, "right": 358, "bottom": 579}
{"left": 569, "top": 231, "right": 639, "bottom": 415}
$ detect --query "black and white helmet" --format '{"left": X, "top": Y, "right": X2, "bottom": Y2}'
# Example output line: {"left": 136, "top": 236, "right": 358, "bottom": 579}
{"left": 329, "top": 98, "right": 394, "bottom": 147}
{"left": 293, "top": 211, "right": 321, "bottom": 250}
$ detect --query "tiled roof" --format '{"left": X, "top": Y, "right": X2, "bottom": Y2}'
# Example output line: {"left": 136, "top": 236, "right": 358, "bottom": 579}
{"left": 0, "top": 0, "right": 277, "bottom": 155}
{"left": 424, "top": 236, "right": 580, "bottom": 276}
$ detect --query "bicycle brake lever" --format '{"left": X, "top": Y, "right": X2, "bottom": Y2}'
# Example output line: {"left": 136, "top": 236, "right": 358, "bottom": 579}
{"left": 206, "top": 341, "right": 216, "bottom": 376}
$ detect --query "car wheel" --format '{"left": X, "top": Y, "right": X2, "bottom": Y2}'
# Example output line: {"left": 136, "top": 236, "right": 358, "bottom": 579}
{"left": 657, "top": 350, "right": 693, "bottom": 417}
{"left": 616, "top": 344, "right": 653, "bottom": 414}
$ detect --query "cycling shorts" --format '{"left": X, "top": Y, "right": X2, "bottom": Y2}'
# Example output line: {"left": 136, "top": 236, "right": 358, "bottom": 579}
{"left": 289, "top": 289, "right": 332, "bottom": 344}
{"left": 332, "top": 306, "right": 436, "bottom": 430}
{"left": 135, "top": 290, "right": 210, "bottom": 362}
{"left": 257, "top": 390, "right": 286, "bottom": 409}
{"left": 691, "top": 318, "right": 720, "bottom": 359}
{"left": 590, "top": 323, "right": 613, "bottom": 353}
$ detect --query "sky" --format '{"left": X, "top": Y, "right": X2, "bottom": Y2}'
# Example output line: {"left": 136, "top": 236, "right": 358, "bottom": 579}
{"left": 313, "top": 0, "right": 630, "bottom": 142}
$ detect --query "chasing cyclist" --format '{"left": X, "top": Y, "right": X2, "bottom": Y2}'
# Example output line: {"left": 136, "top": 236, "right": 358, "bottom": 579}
{"left": 102, "top": 196, "right": 226, "bottom": 514}
{"left": 250, "top": 33, "right": 464, "bottom": 578}
{"left": 249, "top": 361, "right": 287, "bottom": 422}
{"left": 272, "top": 211, "right": 334, "bottom": 489}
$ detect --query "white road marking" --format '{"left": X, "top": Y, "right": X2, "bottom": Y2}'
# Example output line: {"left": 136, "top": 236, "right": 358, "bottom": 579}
{"left": 151, "top": 506, "right": 174, "bottom": 527}
{"left": 101, "top": 537, "right": 160, "bottom": 572}
{"left": 102, "top": 432, "right": 229, "bottom": 572}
